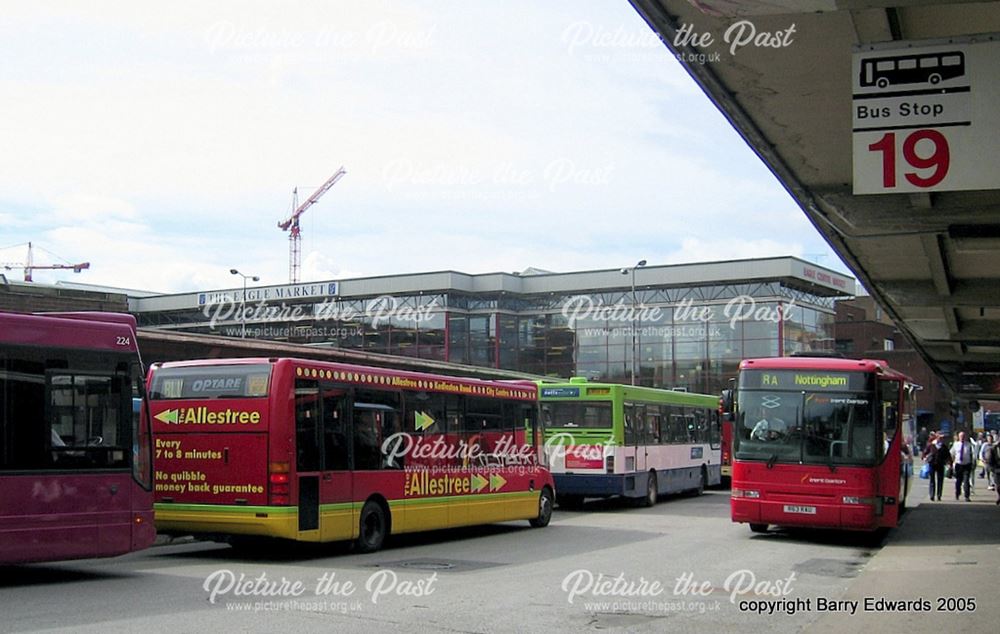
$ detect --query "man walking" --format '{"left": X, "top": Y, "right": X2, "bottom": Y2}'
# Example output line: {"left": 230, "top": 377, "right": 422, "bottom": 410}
{"left": 950, "top": 430, "right": 974, "bottom": 501}
{"left": 982, "top": 433, "right": 997, "bottom": 491}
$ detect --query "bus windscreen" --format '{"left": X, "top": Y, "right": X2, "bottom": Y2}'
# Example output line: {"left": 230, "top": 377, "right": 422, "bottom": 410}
{"left": 150, "top": 365, "right": 272, "bottom": 400}
{"left": 735, "top": 370, "right": 878, "bottom": 466}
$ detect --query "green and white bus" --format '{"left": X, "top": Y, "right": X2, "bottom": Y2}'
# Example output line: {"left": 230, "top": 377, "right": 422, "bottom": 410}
{"left": 540, "top": 378, "right": 721, "bottom": 507}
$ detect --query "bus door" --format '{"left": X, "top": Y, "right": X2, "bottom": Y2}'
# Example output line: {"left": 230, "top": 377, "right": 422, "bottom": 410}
{"left": 295, "top": 380, "right": 322, "bottom": 534}
{"left": 877, "top": 379, "right": 903, "bottom": 527}
{"left": 625, "top": 403, "right": 646, "bottom": 473}
{"left": 320, "top": 384, "right": 354, "bottom": 540}
{"left": 295, "top": 380, "right": 353, "bottom": 538}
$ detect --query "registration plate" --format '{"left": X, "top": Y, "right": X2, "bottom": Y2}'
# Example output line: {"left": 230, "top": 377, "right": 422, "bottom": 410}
{"left": 783, "top": 505, "right": 816, "bottom": 515}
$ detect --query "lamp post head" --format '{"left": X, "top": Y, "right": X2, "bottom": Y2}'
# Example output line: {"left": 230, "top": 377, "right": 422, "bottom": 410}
{"left": 230, "top": 268, "right": 239, "bottom": 275}
{"left": 637, "top": 259, "right": 647, "bottom": 267}
{"left": 251, "top": 276, "right": 260, "bottom": 282}
{"left": 620, "top": 268, "right": 629, "bottom": 275}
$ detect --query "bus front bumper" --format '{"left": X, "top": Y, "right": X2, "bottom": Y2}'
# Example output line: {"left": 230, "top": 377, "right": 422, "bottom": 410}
{"left": 731, "top": 497, "right": 879, "bottom": 531}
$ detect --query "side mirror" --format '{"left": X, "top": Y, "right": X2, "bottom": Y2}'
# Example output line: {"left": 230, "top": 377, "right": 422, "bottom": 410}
{"left": 720, "top": 389, "right": 734, "bottom": 414}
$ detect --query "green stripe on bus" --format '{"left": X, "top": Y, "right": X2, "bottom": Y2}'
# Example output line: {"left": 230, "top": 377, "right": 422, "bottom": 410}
{"left": 390, "top": 491, "right": 536, "bottom": 507}
{"left": 154, "top": 503, "right": 298, "bottom": 515}
{"left": 155, "top": 491, "right": 537, "bottom": 515}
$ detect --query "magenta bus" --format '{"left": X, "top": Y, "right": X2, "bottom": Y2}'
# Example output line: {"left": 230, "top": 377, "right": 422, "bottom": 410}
{"left": 0, "top": 312, "right": 155, "bottom": 564}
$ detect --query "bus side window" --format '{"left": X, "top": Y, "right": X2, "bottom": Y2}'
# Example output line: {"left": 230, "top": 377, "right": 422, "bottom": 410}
{"left": 352, "top": 407, "right": 381, "bottom": 471}
{"left": 295, "top": 380, "right": 321, "bottom": 472}
{"left": 321, "top": 387, "right": 349, "bottom": 471}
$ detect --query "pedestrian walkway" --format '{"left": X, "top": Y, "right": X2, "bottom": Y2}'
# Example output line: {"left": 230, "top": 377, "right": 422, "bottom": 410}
{"left": 809, "top": 473, "right": 999, "bottom": 632}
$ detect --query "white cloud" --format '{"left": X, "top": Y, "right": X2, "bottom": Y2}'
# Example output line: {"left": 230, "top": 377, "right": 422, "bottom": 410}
{"left": 0, "top": 2, "right": 851, "bottom": 293}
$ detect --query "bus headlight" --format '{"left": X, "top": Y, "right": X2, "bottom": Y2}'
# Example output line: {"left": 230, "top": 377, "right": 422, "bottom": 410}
{"left": 732, "top": 488, "right": 760, "bottom": 499}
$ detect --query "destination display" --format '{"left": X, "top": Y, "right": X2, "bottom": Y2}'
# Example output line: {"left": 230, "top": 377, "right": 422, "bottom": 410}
{"left": 740, "top": 370, "right": 869, "bottom": 392}
{"left": 294, "top": 365, "right": 536, "bottom": 401}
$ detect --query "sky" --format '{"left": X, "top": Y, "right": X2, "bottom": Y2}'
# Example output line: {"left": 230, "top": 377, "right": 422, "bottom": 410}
{"left": 0, "top": 1, "right": 848, "bottom": 293}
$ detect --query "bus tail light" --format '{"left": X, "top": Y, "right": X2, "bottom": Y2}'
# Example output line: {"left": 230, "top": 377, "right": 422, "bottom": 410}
{"left": 732, "top": 488, "right": 760, "bottom": 499}
{"left": 269, "top": 462, "right": 291, "bottom": 506}
{"left": 606, "top": 455, "right": 614, "bottom": 474}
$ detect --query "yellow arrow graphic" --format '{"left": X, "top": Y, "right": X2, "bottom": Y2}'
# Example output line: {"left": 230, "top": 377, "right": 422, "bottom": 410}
{"left": 154, "top": 409, "right": 179, "bottom": 424}
{"left": 415, "top": 411, "right": 435, "bottom": 431}
{"left": 489, "top": 474, "right": 507, "bottom": 492}
{"left": 470, "top": 474, "right": 488, "bottom": 493}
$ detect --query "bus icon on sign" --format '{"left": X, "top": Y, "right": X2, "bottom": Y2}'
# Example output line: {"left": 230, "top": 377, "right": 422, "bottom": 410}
{"left": 859, "top": 51, "right": 965, "bottom": 89}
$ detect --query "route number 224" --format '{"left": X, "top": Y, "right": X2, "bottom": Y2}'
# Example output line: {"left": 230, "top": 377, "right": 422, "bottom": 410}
{"left": 867, "top": 129, "right": 950, "bottom": 189}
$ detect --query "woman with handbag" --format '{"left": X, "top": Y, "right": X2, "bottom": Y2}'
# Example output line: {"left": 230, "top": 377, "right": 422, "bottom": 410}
{"left": 921, "top": 432, "right": 951, "bottom": 501}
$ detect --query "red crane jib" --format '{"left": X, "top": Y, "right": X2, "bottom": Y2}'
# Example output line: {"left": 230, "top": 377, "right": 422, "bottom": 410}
{"left": 277, "top": 166, "right": 346, "bottom": 232}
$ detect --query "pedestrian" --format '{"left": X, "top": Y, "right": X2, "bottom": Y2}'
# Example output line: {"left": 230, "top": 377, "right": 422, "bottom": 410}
{"left": 950, "top": 430, "right": 974, "bottom": 501}
{"left": 916, "top": 426, "right": 930, "bottom": 454}
{"left": 983, "top": 433, "right": 997, "bottom": 491}
{"left": 900, "top": 436, "right": 913, "bottom": 481}
{"left": 922, "top": 432, "right": 950, "bottom": 501}
{"left": 987, "top": 437, "right": 1000, "bottom": 505}
{"left": 969, "top": 432, "right": 982, "bottom": 492}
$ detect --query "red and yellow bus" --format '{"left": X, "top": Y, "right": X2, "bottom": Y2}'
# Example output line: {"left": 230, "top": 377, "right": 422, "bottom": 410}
{"left": 0, "top": 312, "right": 155, "bottom": 564}
{"left": 149, "top": 358, "right": 554, "bottom": 551}
{"left": 729, "top": 356, "right": 914, "bottom": 533}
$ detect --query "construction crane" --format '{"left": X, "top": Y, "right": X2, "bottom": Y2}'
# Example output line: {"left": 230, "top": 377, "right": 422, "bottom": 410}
{"left": 277, "top": 166, "right": 346, "bottom": 284}
{"left": 1, "top": 242, "right": 90, "bottom": 282}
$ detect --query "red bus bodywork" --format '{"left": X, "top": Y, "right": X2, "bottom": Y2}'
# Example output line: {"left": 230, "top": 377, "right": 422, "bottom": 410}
{"left": 720, "top": 417, "right": 733, "bottom": 485}
{"left": 730, "top": 357, "right": 912, "bottom": 533}
{"left": 0, "top": 312, "right": 155, "bottom": 564}
{"left": 149, "top": 358, "right": 554, "bottom": 550}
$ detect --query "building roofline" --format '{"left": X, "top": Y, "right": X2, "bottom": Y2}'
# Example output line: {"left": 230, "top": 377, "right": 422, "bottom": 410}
{"left": 130, "top": 256, "right": 855, "bottom": 313}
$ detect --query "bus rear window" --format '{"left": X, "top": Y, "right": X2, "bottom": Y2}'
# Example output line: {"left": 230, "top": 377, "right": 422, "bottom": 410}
{"left": 150, "top": 365, "right": 271, "bottom": 399}
{"left": 543, "top": 402, "right": 612, "bottom": 428}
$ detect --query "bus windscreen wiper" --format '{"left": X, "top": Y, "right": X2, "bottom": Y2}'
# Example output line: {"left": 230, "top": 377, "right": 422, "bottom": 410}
{"left": 767, "top": 453, "right": 779, "bottom": 469}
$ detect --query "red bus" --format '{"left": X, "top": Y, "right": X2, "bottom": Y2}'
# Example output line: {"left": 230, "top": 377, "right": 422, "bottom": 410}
{"left": 729, "top": 356, "right": 914, "bottom": 533}
{"left": 0, "top": 312, "right": 155, "bottom": 564}
{"left": 148, "top": 358, "right": 554, "bottom": 552}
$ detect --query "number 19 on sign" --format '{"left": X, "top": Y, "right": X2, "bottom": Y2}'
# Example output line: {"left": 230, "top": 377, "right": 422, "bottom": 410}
{"left": 867, "top": 129, "right": 950, "bottom": 189}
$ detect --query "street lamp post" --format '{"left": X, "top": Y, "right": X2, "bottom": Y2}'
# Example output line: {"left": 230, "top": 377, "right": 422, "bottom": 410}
{"left": 620, "top": 259, "right": 647, "bottom": 385}
{"left": 230, "top": 268, "right": 260, "bottom": 339}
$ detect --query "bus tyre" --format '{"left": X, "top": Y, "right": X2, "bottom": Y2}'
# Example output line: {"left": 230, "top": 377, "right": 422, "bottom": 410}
{"left": 643, "top": 472, "right": 658, "bottom": 507}
{"left": 356, "top": 500, "right": 388, "bottom": 553}
{"left": 530, "top": 487, "right": 553, "bottom": 528}
{"left": 749, "top": 523, "right": 768, "bottom": 534}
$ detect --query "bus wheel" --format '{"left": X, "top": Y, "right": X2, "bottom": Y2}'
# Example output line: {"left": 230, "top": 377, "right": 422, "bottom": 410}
{"left": 356, "top": 500, "right": 388, "bottom": 553}
{"left": 749, "top": 523, "right": 768, "bottom": 534}
{"left": 643, "top": 472, "right": 658, "bottom": 507}
{"left": 530, "top": 487, "right": 554, "bottom": 528}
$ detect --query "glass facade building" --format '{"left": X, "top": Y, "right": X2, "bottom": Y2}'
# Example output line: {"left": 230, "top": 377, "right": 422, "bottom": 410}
{"left": 132, "top": 258, "right": 853, "bottom": 396}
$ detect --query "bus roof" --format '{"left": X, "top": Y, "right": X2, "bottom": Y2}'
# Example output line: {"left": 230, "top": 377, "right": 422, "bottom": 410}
{"left": 740, "top": 356, "right": 910, "bottom": 381}
{"left": 536, "top": 379, "right": 717, "bottom": 405}
{"left": 0, "top": 311, "right": 139, "bottom": 352}
{"left": 151, "top": 357, "right": 539, "bottom": 399}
